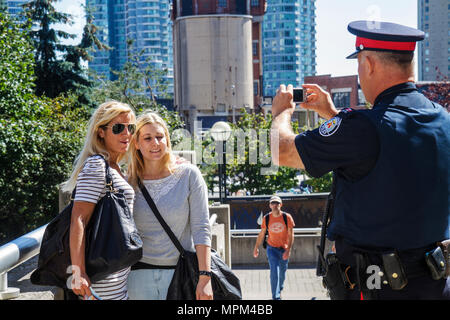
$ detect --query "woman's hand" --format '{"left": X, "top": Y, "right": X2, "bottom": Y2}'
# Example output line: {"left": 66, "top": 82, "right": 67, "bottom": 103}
{"left": 196, "top": 275, "right": 213, "bottom": 300}
{"left": 70, "top": 270, "right": 92, "bottom": 298}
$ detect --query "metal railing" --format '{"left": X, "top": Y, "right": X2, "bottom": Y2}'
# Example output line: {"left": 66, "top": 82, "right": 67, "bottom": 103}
{"left": 0, "top": 214, "right": 315, "bottom": 299}
{"left": 0, "top": 224, "right": 48, "bottom": 299}
{"left": 0, "top": 213, "right": 219, "bottom": 300}
{"left": 230, "top": 228, "right": 321, "bottom": 238}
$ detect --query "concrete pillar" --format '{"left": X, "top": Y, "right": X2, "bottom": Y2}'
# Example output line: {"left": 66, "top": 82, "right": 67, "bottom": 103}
{"left": 209, "top": 204, "right": 231, "bottom": 267}
{"left": 59, "top": 184, "right": 71, "bottom": 211}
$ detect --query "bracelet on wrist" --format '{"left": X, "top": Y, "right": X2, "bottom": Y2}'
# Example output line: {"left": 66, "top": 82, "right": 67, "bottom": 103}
{"left": 199, "top": 270, "right": 212, "bottom": 277}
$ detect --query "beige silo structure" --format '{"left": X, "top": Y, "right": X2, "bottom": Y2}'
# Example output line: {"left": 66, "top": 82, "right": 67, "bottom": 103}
{"left": 173, "top": 15, "right": 254, "bottom": 133}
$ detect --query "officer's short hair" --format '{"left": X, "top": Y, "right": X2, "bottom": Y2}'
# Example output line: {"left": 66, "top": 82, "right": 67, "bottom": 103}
{"left": 373, "top": 51, "right": 414, "bottom": 72}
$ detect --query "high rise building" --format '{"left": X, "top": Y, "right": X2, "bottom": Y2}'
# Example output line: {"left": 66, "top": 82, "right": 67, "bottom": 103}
{"left": 417, "top": 0, "right": 450, "bottom": 80}
{"left": 262, "top": 0, "right": 316, "bottom": 97}
{"left": 87, "top": 0, "right": 174, "bottom": 95}
{"left": 4, "top": 0, "right": 27, "bottom": 17}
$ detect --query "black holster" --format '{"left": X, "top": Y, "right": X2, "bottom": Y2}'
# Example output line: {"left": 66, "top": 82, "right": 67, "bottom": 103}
{"left": 322, "top": 253, "right": 349, "bottom": 300}
{"left": 354, "top": 252, "right": 378, "bottom": 300}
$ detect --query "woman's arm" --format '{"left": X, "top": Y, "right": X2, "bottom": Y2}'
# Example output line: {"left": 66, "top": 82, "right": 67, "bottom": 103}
{"left": 195, "top": 244, "right": 213, "bottom": 300}
{"left": 69, "top": 201, "right": 96, "bottom": 298}
{"left": 187, "top": 165, "right": 213, "bottom": 300}
{"left": 68, "top": 155, "right": 106, "bottom": 298}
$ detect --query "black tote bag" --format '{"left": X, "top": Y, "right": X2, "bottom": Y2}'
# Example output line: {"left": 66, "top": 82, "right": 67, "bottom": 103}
{"left": 31, "top": 155, "right": 143, "bottom": 288}
{"left": 138, "top": 181, "right": 242, "bottom": 300}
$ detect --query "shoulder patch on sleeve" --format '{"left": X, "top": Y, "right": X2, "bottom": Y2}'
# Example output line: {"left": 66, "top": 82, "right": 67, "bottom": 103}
{"left": 319, "top": 116, "right": 342, "bottom": 137}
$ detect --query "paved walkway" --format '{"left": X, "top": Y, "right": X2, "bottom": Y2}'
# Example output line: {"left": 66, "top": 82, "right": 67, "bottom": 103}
{"left": 6, "top": 257, "right": 329, "bottom": 300}
{"left": 233, "top": 265, "right": 329, "bottom": 300}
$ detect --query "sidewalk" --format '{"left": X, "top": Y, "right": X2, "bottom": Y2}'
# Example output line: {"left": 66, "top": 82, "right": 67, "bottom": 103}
{"left": 7, "top": 256, "right": 329, "bottom": 300}
{"left": 232, "top": 265, "right": 329, "bottom": 300}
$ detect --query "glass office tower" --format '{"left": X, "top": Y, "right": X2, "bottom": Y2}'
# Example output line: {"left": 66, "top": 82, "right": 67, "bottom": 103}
{"left": 417, "top": 0, "right": 449, "bottom": 81}
{"left": 262, "top": 0, "right": 316, "bottom": 96}
{"left": 5, "top": 0, "right": 27, "bottom": 16}
{"left": 87, "top": 0, "right": 173, "bottom": 95}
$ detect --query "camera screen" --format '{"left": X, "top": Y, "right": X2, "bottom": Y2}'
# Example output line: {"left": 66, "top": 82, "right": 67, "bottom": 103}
{"left": 293, "top": 88, "right": 304, "bottom": 103}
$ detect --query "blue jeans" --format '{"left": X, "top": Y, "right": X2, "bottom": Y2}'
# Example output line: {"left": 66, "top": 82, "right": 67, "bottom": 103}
{"left": 266, "top": 245, "right": 289, "bottom": 300}
{"left": 127, "top": 269, "right": 175, "bottom": 300}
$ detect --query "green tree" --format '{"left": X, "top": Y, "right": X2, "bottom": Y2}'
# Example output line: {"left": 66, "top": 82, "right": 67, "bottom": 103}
{"left": 0, "top": 12, "right": 88, "bottom": 244}
{"left": 0, "top": 12, "right": 35, "bottom": 118}
{"left": 22, "top": 0, "right": 107, "bottom": 102}
{"left": 304, "top": 171, "right": 333, "bottom": 193}
{"left": 0, "top": 0, "right": 6, "bottom": 13}
{"left": 199, "top": 111, "right": 301, "bottom": 195}
{"left": 22, "top": 0, "right": 75, "bottom": 97}
{"left": 91, "top": 39, "right": 182, "bottom": 130}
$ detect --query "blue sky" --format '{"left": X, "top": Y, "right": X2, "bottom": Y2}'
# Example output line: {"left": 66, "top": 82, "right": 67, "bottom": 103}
{"left": 54, "top": 0, "right": 418, "bottom": 78}
{"left": 315, "top": 0, "right": 417, "bottom": 76}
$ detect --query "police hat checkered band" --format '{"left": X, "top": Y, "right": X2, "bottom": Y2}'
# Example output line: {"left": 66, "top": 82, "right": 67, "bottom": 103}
{"left": 346, "top": 20, "right": 425, "bottom": 59}
{"left": 270, "top": 196, "right": 282, "bottom": 203}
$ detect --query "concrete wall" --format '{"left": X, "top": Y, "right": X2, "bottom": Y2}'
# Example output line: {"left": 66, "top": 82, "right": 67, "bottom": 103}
{"left": 225, "top": 193, "right": 328, "bottom": 229}
{"left": 231, "top": 234, "right": 333, "bottom": 266}
{"left": 209, "top": 204, "right": 232, "bottom": 267}
{"left": 60, "top": 188, "right": 330, "bottom": 268}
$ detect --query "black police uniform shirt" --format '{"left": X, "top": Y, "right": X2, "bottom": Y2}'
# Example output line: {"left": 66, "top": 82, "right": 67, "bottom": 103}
{"left": 295, "top": 82, "right": 450, "bottom": 250}
{"left": 295, "top": 108, "right": 380, "bottom": 182}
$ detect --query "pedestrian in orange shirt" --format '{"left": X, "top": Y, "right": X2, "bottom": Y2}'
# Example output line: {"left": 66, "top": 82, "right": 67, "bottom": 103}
{"left": 253, "top": 196, "right": 295, "bottom": 300}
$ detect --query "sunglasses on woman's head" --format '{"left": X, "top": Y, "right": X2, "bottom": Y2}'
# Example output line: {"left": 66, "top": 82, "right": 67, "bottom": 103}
{"left": 103, "top": 123, "right": 136, "bottom": 135}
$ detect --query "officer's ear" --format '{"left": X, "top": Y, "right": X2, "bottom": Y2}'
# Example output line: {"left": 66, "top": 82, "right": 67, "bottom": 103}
{"left": 364, "top": 52, "right": 377, "bottom": 76}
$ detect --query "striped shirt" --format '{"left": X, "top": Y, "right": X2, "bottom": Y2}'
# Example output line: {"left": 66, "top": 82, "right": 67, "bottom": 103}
{"left": 74, "top": 155, "right": 135, "bottom": 300}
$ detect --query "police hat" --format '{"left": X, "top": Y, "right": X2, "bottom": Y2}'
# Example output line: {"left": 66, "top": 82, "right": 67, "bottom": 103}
{"left": 346, "top": 20, "right": 425, "bottom": 59}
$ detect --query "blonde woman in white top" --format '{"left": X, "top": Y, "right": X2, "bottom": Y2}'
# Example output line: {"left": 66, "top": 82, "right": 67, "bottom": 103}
{"left": 127, "top": 112, "right": 213, "bottom": 300}
{"left": 63, "top": 101, "right": 136, "bottom": 300}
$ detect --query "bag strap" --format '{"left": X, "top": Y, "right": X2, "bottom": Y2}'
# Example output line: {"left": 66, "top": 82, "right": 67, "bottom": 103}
{"left": 138, "top": 179, "right": 186, "bottom": 257}
{"left": 282, "top": 212, "right": 287, "bottom": 227}
{"left": 95, "top": 154, "right": 114, "bottom": 190}
{"left": 70, "top": 154, "right": 113, "bottom": 200}
{"left": 264, "top": 214, "right": 269, "bottom": 237}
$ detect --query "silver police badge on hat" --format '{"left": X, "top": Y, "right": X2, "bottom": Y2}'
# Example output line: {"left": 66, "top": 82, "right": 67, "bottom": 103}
{"left": 319, "top": 117, "right": 342, "bottom": 137}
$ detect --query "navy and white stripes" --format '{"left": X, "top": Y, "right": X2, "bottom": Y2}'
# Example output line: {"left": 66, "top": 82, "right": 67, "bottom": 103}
{"left": 74, "top": 155, "right": 135, "bottom": 300}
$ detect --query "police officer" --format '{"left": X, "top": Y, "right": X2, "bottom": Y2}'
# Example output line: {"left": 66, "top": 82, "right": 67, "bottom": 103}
{"left": 270, "top": 20, "right": 450, "bottom": 300}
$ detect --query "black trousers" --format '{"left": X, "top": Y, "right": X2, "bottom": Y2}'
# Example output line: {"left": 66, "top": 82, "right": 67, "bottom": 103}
{"left": 335, "top": 238, "right": 450, "bottom": 300}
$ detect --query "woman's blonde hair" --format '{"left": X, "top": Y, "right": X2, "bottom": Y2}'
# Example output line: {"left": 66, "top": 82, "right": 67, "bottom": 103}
{"left": 63, "top": 100, "right": 136, "bottom": 192}
{"left": 128, "top": 111, "right": 174, "bottom": 188}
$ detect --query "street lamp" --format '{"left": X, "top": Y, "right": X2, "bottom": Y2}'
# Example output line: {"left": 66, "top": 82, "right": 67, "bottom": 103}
{"left": 210, "top": 121, "right": 232, "bottom": 203}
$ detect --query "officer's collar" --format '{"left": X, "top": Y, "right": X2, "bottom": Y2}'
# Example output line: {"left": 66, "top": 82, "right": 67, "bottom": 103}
{"left": 373, "top": 82, "right": 417, "bottom": 107}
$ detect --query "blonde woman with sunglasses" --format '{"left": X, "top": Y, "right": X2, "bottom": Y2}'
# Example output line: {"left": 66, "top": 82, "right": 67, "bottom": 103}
{"left": 63, "top": 101, "right": 136, "bottom": 300}
{"left": 127, "top": 112, "right": 213, "bottom": 300}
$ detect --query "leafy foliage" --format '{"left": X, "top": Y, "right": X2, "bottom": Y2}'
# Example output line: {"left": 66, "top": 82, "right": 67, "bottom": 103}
{"left": 22, "top": 0, "right": 107, "bottom": 107}
{"left": 417, "top": 68, "right": 450, "bottom": 112}
{"left": 0, "top": 12, "right": 87, "bottom": 244}
{"left": 200, "top": 111, "right": 301, "bottom": 195}
{"left": 91, "top": 40, "right": 183, "bottom": 130}
{"left": 0, "top": 13, "right": 35, "bottom": 117}
{"left": 304, "top": 171, "right": 333, "bottom": 193}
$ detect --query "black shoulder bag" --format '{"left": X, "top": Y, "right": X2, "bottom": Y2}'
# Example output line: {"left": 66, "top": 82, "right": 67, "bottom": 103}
{"left": 138, "top": 180, "right": 242, "bottom": 300}
{"left": 31, "top": 155, "right": 143, "bottom": 289}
